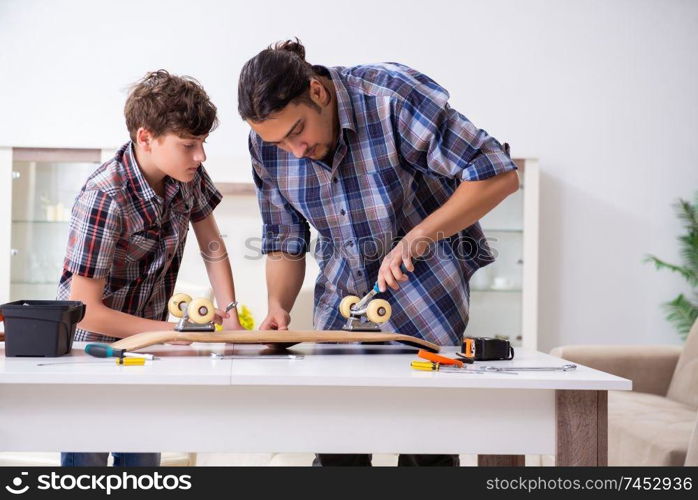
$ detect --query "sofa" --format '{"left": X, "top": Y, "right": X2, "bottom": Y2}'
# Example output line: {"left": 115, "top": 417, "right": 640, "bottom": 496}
{"left": 551, "top": 319, "right": 698, "bottom": 466}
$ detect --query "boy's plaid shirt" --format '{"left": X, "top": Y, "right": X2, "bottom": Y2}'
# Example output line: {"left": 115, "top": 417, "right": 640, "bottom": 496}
{"left": 251, "top": 63, "right": 517, "bottom": 346}
{"left": 57, "top": 142, "right": 222, "bottom": 342}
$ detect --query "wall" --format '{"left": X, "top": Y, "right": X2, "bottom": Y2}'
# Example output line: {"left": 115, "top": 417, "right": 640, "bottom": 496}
{"left": 1, "top": 0, "right": 696, "bottom": 349}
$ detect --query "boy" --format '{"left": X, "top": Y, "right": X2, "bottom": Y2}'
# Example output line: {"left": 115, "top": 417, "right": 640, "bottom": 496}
{"left": 57, "top": 70, "right": 243, "bottom": 467}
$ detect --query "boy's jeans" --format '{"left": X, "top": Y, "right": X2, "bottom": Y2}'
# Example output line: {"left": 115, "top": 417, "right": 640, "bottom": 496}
{"left": 61, "top": 452, "right": 161, "bottom": 466}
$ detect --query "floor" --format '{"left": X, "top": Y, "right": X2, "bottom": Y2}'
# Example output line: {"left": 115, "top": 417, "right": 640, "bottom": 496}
{"left": 0, "top": 452, "right": 556, "bottom": 466}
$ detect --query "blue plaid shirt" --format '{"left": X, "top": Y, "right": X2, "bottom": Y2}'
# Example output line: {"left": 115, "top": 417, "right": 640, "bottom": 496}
{"left": 250, "top": 63, "right": 517, "bottom": 345}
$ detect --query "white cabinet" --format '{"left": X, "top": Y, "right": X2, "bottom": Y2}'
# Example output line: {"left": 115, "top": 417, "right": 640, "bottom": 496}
{"left": 467, "top": 159, "right": 539, "bottom": 350}
{"left": 0, "top": 147, "right": 113, "bottom": 304}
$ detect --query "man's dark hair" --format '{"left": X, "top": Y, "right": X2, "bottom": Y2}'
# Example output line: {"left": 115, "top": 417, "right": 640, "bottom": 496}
{"left": 124, "top": 70, "right": 218, "bottom": 141}
{"left": 238, "top": 39, "right": 320, "bottom": 122}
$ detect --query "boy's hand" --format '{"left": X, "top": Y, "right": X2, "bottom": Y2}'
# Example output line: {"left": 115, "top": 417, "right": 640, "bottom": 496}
{"left": 221, "top": 317, "right": 246, "bottom": 331}
{"left": 213, "top": 308, "right": 229, "bottom": 326}
{"left": 259, "top": 307, "right": 291, "bottom": 330}
{"left": 214, "top": 308, "right": 245, "bottom": 331}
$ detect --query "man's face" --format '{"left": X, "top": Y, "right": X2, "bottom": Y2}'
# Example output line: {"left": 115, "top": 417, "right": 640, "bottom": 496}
{"left": 248, "top": 82, "right": 337, "bottom": 162}
{"left": 150, "top": 132, "right": 208, "bottom": 182}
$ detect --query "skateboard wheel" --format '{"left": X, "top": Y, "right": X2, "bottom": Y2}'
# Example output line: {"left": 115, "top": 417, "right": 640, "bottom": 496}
{"left": 366, "top": 299, "right": 392, "bottom": 324}
{"left": 339, "top": 295, "right": 361, "bottom": 319}
{"left": 188, "top": 298, "right": 215, "bottom": 324}
{"left": 168, "top": 293, "right": 192, "bottom": 318}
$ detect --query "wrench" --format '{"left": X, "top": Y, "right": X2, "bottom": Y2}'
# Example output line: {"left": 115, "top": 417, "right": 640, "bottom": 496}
{"left": 477, "top": 364, "right": 577, "bottom": 372}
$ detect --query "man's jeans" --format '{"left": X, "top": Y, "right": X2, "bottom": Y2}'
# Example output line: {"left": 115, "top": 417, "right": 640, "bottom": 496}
{"left": 61, "top": 452, "right": 161, "bottom": 467}
{"left": 313, "top": 454, "right": 459, "bottom": 466}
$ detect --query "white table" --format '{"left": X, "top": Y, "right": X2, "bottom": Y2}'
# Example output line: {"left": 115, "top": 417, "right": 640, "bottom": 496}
{"left": 0, "top": 342, "right": 631, "bottom": 466}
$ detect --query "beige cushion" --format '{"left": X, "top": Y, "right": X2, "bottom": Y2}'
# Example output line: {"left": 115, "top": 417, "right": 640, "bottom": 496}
{"left": 667, "top": 319, "right": 698, "bottom": 408}
{"left": 686, "top": 415, "right": 698, "bottom": 466}
{"left": 609, "top": 390, "right": 696, "bottom": 466}
{"left": 550, "top": 345, "right": 681, "bottom": 396}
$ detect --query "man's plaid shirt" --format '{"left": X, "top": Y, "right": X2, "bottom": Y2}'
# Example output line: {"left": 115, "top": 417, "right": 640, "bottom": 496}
{"left": 250, "top": 63, "right": 517, "bottom": 346}
{"left": 57, "top": 142, "right": 222, "bottom": 342}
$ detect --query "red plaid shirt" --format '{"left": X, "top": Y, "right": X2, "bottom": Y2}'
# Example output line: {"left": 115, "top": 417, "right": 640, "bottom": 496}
{"left": 57, "top": 142, "right": 222, "bottom": 342}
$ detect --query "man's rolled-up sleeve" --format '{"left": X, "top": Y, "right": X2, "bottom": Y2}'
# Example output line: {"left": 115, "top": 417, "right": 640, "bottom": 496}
{"left": 250, "top": 138, "right": 310, "bottom": 256}
{"left": 396, "top": 87, "right": 517, "bottom": 181}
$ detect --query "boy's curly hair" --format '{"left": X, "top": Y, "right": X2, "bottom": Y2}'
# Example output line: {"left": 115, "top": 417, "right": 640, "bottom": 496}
{"left": 125, "top": 70, "right": 218, "bottom": 141}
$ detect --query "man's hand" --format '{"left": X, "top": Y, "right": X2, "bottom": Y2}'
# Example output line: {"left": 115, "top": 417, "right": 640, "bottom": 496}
{"left": 259, "top": 306, "right": 291, "bottom": 330}
{"left": 377, "top": 231, "right": 430, "bottom": 292}
{"left": 377, "top": 170, "right": 519, "bottom": 293}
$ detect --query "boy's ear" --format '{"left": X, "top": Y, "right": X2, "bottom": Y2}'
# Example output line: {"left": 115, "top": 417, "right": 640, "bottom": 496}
{"left": 136, "top": 127, "right": 155, "bottom": 151}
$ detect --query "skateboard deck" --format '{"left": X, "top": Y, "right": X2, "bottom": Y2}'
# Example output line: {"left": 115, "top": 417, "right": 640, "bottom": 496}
{"left": 110, "top": 329, "right": 440, "bottom": 353}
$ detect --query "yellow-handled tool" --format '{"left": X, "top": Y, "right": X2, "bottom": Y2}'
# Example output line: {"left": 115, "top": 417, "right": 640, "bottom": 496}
{"left": 411, "top": 361, "right": 441, "bottom": 371}
{"left": 411, "top": 360, "right": 519, "bottom": 375}
{"left": 115, "top": 357, "right": 146, "bottom": 366}
{"left": 410, "top": 361, "right": 482, "bottom": 373}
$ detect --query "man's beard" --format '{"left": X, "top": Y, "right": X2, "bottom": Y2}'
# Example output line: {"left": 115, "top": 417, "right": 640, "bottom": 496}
{"left": 319, "top": 145, "right": 335, "bottom": 163}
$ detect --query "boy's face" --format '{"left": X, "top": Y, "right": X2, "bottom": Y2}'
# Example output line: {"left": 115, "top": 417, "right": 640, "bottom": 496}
{"left": 248, "top": 79, "right": 338, "bottom": 162}
{"left": 149, "top": 132, "right": 208, "bottom": 182}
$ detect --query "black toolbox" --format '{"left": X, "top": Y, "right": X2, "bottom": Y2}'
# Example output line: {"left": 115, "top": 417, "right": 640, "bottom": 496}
{"left": 0, "top": 300, "right": 86, "bottom": 357}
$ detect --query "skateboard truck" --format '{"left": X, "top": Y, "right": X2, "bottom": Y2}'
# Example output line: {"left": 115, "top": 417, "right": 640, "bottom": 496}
{"left": 339, "top": 264, "right": 411, "bottom": 332}
{"left": 168, "top": 293, "right": 216, "bottom": 332}
{"left": 339, "top": 283, "right": 392, "bottom": 332}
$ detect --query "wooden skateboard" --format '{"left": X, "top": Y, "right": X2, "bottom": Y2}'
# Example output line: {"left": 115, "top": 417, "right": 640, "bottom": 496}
{"left": 110, "top": 292, "right": 440, "bottom": 353}
{"left": 110, "top": 329, "right": 440, "bottom": 353}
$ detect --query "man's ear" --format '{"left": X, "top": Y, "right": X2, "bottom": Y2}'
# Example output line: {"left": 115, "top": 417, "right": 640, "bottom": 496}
{"left": 136, "top": 127, "right": 154, "bottom": 151}
{"left": 308, "top": 78, "right": 331, "bottom": 107}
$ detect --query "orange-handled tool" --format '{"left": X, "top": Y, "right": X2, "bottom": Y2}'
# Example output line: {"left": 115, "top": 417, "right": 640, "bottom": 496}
{"left": 417, "top": 349, "right": 464, "bottom": 367}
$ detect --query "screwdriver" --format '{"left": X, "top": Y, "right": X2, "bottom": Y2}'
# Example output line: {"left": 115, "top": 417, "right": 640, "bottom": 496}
{"left": 85, "top": 343, "right": 157, "bottom": 360}
{"left": 417, "top": 349, "right": 470, "bottom": 366}
{"left": 38, "top": 357, "right": 146, "bottom": 366}
{"left": 410, "top": 360, "right": 518, "bottom": 374}
{"left": 353, "top": 263, "right": 411, "bottom": 311}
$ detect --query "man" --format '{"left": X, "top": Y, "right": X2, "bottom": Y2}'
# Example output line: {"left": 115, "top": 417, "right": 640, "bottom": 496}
{"left": 238, "top": 40, "right": 519, "bottom": 466}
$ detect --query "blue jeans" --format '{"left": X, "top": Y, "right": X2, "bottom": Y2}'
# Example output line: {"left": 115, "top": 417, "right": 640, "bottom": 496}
{"left": 313, "top": 454, "right": 459, "bottom": 466}
{"left": 61, "top": 452, "right": 161, "bottom": 467}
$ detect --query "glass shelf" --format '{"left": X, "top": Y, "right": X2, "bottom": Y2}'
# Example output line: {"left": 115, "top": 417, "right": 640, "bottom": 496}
{"left": 466, "top": 175, "right": 532, "bottom": 343}
{"left": 10, "top": 157, "right": 98, "bottom": 301}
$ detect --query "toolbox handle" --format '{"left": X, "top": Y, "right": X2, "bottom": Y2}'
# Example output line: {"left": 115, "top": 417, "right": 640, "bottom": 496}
{"left": 70, "top": 303, "right": 86, "bottom": 324}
